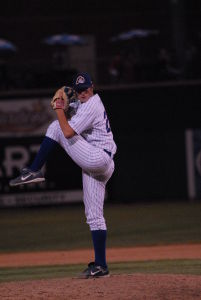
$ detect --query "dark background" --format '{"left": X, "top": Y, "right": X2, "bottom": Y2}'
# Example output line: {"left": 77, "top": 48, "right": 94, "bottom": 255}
{"left": 1, "top": 82, "right": 200, "bottom": 203}
{"left": 0, "top": 0, "right": 201, "bottom": 88}
{"left": 1, "top": 0, "right": 201, "bottom": 204}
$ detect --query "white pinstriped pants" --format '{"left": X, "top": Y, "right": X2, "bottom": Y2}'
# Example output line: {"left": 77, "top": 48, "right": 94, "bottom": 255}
{"left": 46, "top": 120, "right": 114, "bottom": 230}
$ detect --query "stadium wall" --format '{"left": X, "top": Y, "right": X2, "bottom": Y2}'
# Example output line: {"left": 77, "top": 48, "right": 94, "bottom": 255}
{"left": 1, "top": 81, "right": 201, "bottom": 206}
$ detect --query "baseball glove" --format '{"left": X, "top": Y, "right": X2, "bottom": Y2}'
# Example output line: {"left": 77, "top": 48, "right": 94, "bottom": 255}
{"left": 51, "top": 86, "right": 76, "bottom": 112}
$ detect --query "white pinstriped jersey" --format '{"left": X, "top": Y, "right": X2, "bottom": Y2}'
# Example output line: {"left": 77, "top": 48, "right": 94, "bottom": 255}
{"left": 46, "top": 93, "right": 116, "bottom": 230}
{"left": 68, "top": 93, "right": 117, "bottom": 155}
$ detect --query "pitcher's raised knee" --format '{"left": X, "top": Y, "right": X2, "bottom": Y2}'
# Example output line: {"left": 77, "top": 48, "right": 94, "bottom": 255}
{"left": 46, "top": 120, "right": 62, "bottom": 142}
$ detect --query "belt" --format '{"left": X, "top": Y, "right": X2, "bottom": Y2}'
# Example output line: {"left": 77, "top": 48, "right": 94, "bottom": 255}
{"left": 103, "top": 149, "right": 112, "bottom": 157}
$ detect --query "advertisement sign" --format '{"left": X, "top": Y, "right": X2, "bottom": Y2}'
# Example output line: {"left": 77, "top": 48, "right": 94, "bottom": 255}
{"left": 185, "top": 129, "right": 201, "bottom": 200}
{"left": 0, "top": 97, "right": 82, "bottom": 206}
{"left": 0, "top": 98, "right": 54, "bottom": 137}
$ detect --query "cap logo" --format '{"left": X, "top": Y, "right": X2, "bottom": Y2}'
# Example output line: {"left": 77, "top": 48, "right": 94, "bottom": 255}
{"left": 76, "top": 75, "right": 85, "bottom": 85}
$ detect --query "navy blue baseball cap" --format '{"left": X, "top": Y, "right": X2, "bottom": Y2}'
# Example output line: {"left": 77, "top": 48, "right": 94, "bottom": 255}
{"left": 72, "top": 72, "right": 93, "bottom": 92}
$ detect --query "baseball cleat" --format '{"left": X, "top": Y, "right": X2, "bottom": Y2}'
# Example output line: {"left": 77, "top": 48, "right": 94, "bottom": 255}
{"left": 9, "top": 168, "right": 45, "bottom": 187}
{"left": 78, "top": 262, "right": 110, "bottom": 279}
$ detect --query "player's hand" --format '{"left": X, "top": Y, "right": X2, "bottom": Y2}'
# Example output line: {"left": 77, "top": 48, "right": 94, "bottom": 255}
{"left": 51, "top": 86, "right": 76, "bottom": 112}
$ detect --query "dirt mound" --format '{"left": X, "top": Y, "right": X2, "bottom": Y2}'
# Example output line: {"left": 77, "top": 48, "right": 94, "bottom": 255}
{"left": 1, "top": 274, "right": 201, "bottom": 300}
{"left": 1, "top": 244, "right": 201, "bottom": 299}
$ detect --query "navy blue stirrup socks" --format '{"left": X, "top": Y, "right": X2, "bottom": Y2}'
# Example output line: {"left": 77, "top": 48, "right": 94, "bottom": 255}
{"left": 30, "top": 136, "right": 58, "bottom": 172}
{"left": 91, "top": 230, "right": 107, "bottom": 268}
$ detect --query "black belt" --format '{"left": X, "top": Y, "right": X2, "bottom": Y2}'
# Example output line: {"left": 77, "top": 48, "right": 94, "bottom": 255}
{"left": 104, "top": 149, "right": 112, "bottom": 157}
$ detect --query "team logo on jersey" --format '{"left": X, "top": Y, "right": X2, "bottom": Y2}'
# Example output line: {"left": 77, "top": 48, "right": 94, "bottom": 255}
{"left": 75, "top": 75, "right": 85, "bottom": 85}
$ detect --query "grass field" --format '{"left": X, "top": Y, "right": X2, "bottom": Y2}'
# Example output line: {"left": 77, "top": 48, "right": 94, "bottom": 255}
{"left": 0, "top": 201, "right": 201, "bottom": 282}
{"left": 0, "top": 201, "right": 201, "bottom": 252}
{"left": 1, "top": 260, "right": 201, "bottom": 283}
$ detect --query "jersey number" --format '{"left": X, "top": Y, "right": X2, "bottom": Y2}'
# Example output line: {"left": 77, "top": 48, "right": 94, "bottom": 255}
{"left": 104, "top": 111, "right": 111, "bottom": 133}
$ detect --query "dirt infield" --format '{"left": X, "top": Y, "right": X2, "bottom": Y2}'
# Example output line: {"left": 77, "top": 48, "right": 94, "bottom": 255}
{"left": 1, "top": 244, "right": 201, "bottom": 299}
{"left": 1, "top": 244, "right": 201, "bottom": 267}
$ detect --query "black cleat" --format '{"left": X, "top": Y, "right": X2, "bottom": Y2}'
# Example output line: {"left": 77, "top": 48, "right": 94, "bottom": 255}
{"left": 78, "top": 262, "right": 110, "bottom": 279}
{"left": 9, "top": 168, "right": 45, "bottom": 187}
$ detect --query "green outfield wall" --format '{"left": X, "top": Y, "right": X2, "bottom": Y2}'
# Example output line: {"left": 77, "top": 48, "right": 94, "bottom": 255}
{"left": 1, "top": 81, "right": 201, "bottom": 205}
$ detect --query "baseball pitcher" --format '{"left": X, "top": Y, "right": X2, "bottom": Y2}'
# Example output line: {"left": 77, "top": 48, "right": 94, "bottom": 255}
{"left": 9, "top": 72, "right": 117, "bottom": 278}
